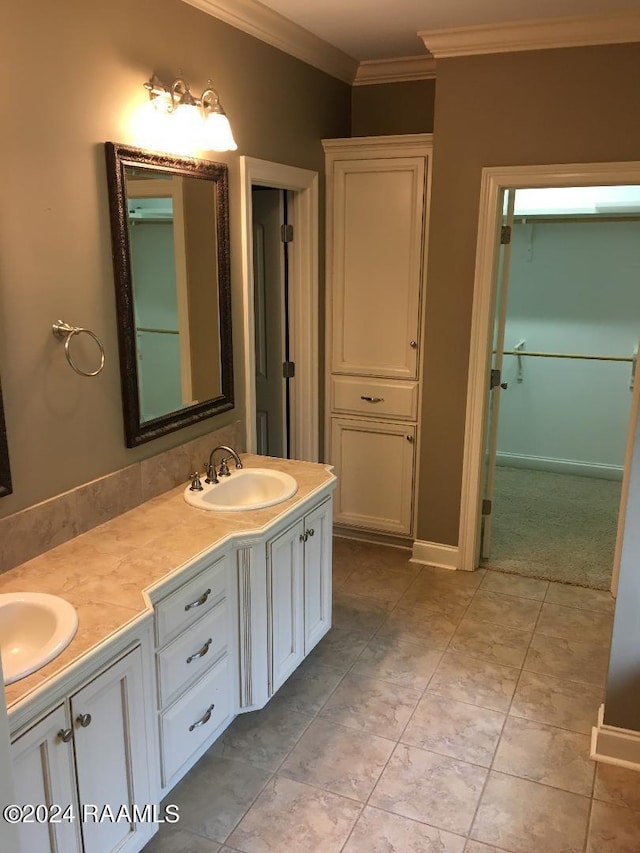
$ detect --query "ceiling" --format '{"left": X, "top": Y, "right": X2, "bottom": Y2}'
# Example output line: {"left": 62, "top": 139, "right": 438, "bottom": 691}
{"left": 253, "top": 0, "right": 640, "bottom": 61}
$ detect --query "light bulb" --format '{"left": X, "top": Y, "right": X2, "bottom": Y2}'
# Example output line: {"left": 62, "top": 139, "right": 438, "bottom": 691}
{"left": 203, "top": 112, "right": 238, "bottom": 152}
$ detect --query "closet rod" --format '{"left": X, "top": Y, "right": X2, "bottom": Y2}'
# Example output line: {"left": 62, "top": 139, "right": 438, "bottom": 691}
{"left": 136, "top": 326, "right": 179, "bottom": 335}
{"left": 502, "top": 350, "right": 633, "bottom": 362}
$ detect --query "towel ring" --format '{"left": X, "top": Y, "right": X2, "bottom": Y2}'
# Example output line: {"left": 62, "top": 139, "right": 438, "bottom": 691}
{"left": 52, "top": 320, "right": 105, "bottom": 377}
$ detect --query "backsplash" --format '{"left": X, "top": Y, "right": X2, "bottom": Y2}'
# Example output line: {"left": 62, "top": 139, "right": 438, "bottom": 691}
{"left": 0, "top": 420, "right": 244, "bottom": 575}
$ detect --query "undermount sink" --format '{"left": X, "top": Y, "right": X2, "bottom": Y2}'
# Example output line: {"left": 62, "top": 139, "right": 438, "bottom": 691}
{"left": 184, "top": 468, "right": 298, "bottom": 512}
{"left": 0, "top": 593, "right": 79, "bottom": 685}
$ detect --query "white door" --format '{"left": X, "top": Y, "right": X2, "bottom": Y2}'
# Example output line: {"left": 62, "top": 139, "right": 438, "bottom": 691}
{"left": 267, "top": 520, "right": 305, "bottom": 694}
{"left": 303, "top": 499, "right": 333, "bottom": 653}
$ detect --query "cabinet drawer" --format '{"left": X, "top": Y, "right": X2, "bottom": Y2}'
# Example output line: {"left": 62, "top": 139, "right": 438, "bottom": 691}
{"left": 160, "top": 655, "right": 232, "bottom": 785}
{"left": 332, "top": 376, "right": 418, "bottom": 420}
{"left": 157, "top": 601, "right": 229, "bottom": 708}
{"left": 156, "top": 555, "right": 228, "bottom": 647}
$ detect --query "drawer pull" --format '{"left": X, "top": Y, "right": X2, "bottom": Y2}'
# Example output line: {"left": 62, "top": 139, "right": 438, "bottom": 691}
{"left": 361, "top": 395, "right": 384, "bottom": 403}
{"left": 58, "top": 728, "right": 73, "bottom": 743}
{"left": 189, "top": 703, "right": 215, "bottom": 732}
{"left": 186, "top": 638, "right": 213, "bottom": 664}
{"left": 184, "top": 588, "right": 211, "bottom": 611}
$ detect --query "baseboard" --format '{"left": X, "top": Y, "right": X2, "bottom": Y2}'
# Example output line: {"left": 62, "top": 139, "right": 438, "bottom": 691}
{"left": 411, "top": 540, "right": 459, "bottom": 571}
{"left": 496, "top": 452, "right": 623, "bottom": 481}
{"left": 590, "top": 704, "right": 640, "bottom": 771}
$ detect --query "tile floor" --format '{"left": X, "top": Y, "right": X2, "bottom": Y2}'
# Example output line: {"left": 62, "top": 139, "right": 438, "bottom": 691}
{"left": 145, "top": 538, "right": 640, "bottom": 853}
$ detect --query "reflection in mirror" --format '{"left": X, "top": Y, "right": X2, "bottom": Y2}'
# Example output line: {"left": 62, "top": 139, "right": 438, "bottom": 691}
{"left": 104, "top": 143, "right": 233, "bottom": 447}
{"left": 0, "top": 379, "right": 12, "bottom": 497}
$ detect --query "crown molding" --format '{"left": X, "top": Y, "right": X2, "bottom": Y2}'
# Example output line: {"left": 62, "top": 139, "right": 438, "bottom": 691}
{"left": 181, "top": 0, "right": 358, "bottom": 83}
{"left": 420, "top": 13, "right": 640, "bottom": 58}
{"left": 353, "top": 55, "right": 436, "bottom": 86}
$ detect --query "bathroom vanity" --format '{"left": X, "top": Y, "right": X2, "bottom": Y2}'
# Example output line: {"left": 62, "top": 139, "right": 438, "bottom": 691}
{"left": 2, "top": 455, "right": 335, "bottom": 853}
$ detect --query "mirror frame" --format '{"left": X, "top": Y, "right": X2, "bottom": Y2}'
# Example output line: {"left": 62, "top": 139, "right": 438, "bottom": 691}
{"left": 104, "top": 142, "right": 234, "bottom": 447}
{"left": 0, "top": 379, "right": 12, "bottom": 497}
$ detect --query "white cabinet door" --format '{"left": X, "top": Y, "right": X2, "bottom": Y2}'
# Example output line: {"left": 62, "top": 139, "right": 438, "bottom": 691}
{"left": 71, "top": 646, "right": 154, "bottom": 853}
{"left": 303, "top": 499, "right": 333, "bottom": 654}
{"left": 267, "top": 519, "right": 305, "bottom": 695}
{"left": 331, "top": 157, "right": 426, "bottom": 379}
{"left": 331, "top": 417, "right": 416, "bottom": 535}
{"left": 11, "top": 705, "right": 82, "bottom": 853}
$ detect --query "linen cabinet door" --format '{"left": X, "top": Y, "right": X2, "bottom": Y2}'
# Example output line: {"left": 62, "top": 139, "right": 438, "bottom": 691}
{"left": 331, "top": 157, "right": 426, "bottom": 379}
{"left": 71, "top": 646, "right": 154, "bottom": 853}
{"left": 303, "top": 498, "right": 333, "bottom": 654}
{"left": 267, "top": 519, "right": 305, "bottom": 695}
{"left": 331, "top": 417, "right": 416, "bottom": 536}
{"left": 11, "top": 705, "right": 82, "bottom": 853}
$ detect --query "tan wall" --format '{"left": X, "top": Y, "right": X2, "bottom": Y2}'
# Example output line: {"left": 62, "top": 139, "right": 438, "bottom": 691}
{"left": 417, "top": 43, "right": 640, "bottom": 546}
{"left": 0, "top": 0, "right": 350, "bottom": 518}
{"left": 351, "top": 79, "right": 436, "bottom": 137}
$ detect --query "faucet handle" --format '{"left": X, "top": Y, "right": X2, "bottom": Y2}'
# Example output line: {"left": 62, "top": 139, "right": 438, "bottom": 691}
{"left": 218, "top": 457, "right": 230, "bottom": 477}
{"left": 204, "top": 463, "right": 218, "bottom": 485}
{"left": 189, "top": 472, "right": 204, "bottom": 491}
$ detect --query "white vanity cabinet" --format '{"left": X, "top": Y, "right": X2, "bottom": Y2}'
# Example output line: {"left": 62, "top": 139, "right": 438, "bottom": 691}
{"left": 323, "top": 134, "right": 432, "bottom": 540}
{"left": 10, "top": 643, "right": 155, "bottom": 853}
{"left": 153, "top": 552, "right": 237, "bottom": 792}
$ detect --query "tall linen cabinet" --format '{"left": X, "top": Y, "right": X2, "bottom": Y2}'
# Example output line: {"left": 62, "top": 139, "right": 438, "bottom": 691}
{"left": 322, "top": 134, "right": 432, "bottom": 540}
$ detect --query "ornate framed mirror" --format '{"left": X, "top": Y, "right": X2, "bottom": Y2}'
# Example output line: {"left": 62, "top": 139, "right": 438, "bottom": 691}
{"left": 104, "top": 142, "right": 234, "bottom": 447}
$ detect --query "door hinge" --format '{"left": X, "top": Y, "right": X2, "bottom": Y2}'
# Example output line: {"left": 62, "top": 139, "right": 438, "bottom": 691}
{"left": 500, "top": 225, "right": 512, "bottom": 245}
{"left": 482, "top": 499, "right": 492, "bottom": 515}
{"left": 282, "top": 361, "right": 295, "bottom": 378}
{"left": 281, "top": 224, "right": 294, "bottom": 243}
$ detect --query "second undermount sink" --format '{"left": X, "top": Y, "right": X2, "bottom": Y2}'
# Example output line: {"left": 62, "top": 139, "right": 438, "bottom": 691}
{"left": 184, "top": 468, "right": 298, "bottom": 512}
{"left": 0, "top": 592, "right": 79, "bottom": 685}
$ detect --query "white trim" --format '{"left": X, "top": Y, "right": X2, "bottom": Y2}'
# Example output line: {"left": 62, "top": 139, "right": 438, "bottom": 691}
{"left": 322, "top": 134, "right": 434, "bottom": 157}
{"left": 495, "top": 452, "right": 623, "bottom": 481}
{"left": 180, "top": 0, "right": 357, "bottom": 83}
{"left": 591, "top": 704, "right": 640, "bottom": 771}
{"left": 411, "top": 539, "right": 459, "bottom": 571}
{"left": 353, "top": 56, "right": 436, "bottom": 86}
{"left": 239, "top": 157, "right": 320, "bottom": 462}
{"left": 420, "top": 13, "right": 640, "bottom": 59}
{"left": 458, "top": 161, "right": 640, "bottom": 592}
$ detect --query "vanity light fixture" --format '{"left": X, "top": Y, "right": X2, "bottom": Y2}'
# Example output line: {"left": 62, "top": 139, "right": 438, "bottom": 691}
{"left": 143, "top": 73, "right": 238, "bottom": 152}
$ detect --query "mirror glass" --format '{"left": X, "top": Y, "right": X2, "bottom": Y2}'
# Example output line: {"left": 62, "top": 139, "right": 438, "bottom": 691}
{"left": 104, "top": 143, "right": 234, "bottom": 447}
{"left": 0, "top": 379, "right": 12, "bottom": 497}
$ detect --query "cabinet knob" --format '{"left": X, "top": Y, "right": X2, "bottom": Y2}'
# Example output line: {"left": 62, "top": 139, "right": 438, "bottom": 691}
{"left": 58, "top": 728, "right": 73, "bottom": 743}
{"left": 410, "top": 340, "right": 418, "bottom": 349}
{"left": 299, "top": 532, "right": 308, "bottom": 543}
{"left": 406, "top": 434, "right": 415, "bottom": 443}
{"left": 76, "top": 713, "right": 92, "bottom": 728}
{"left": 306, "top": 528, "right": 315, "bottom": 537}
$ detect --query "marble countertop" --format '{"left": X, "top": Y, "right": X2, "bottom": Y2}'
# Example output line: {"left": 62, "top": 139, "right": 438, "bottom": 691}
{"left": 1, "top": 455, "right": 335, "bottom": 710}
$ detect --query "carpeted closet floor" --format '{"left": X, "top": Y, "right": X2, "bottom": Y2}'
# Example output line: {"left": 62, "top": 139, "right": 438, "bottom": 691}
{"left": 482, "top": 466, "right": 623, "bottom": 590}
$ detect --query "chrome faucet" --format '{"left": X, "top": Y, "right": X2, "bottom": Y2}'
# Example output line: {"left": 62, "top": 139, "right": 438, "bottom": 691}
{"left": 205, "top": 445, "right": 243, "bottom": 483}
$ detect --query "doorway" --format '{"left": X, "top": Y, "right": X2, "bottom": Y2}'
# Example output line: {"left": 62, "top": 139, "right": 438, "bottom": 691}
{"left": 459, "top": 162, "right": 640, "bottom": 596}
{"left": 240, "top": 157, "right": 319, "bottom": 461}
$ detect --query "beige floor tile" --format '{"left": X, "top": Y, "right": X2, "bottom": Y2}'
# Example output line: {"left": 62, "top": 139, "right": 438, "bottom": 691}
{"left": 464, "top": 842, "right": 505, "bottom": 853}
{"left": 587, "top": 799, "right": 640, "bottom": 852}
{"left": 493, "top": 716, "right": 595, "bottom": 796}
{"left": 523, "top": 634, "right": 610, "bottom": 686}
{"left": 429, "top": 652, "right": 520, "bottom": 712}
{"left": 480, "top": 571, "right": 549, "bottom": 601}
{"left": 343, "top": 805, "right": 466, "bottom": 852}
{"left": 340, "top": 565, "right": 419, "bottom": 604}
{"left": 545, "top": 582, "right": 615, "bottom": 613}
{"left": 465, "top": 590, "right": 542, "bottom": 631}
{"left": 418, "top": 564, "right": 487, "bottom": 589}
{"left": 279, "top": 718, "right": 394, "bottom": 801}
{"left": 510, "top": 670, "right": 603, "bottom": 734}
{"left": 333, "top": 591, "right": 392, "bottom": 637}
{"left": 471, "top": 771, "right": 590, "bottom": 853}
{"left": 160, "top": 754, "right": 272, "bottom": 843}
{"left": 319, "top": 672, "right": 421, "bottom": 739}
{"left": 351, "top": 634, "right": 442, "bottom": 690}
{"left": 370, "top": 744, "right": 487, "bottom": 835}
{"left": 449, "top": 616, "right": 532, "bottom": 668}
{"left": 227, "top": 776, "right": 361, "bottom": 853}
{"left": 535, "top": 602, "right": 613, "bottom": 646}
{"left": 307, "top": 626, "right": 369, "bottom": 672}
{"left": 144, "top": 828, "right": 222, "bottom": 852}
{"left": 379, "top": 605, "right": 463, "bottom": 648}
{"left": 396, "top": 581, "right": 475, "bottom": 618}
{"left": 402, "top": 693, "right": 504, "bottom": 767}
{"left": 594, "top": 763, "right": 640, "bottom": 811}
{"left": 269, "top": 657, "right": 344, "bottom": 717}
{"left": 211, "top": 704, "right": 312, "bottom": 771}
